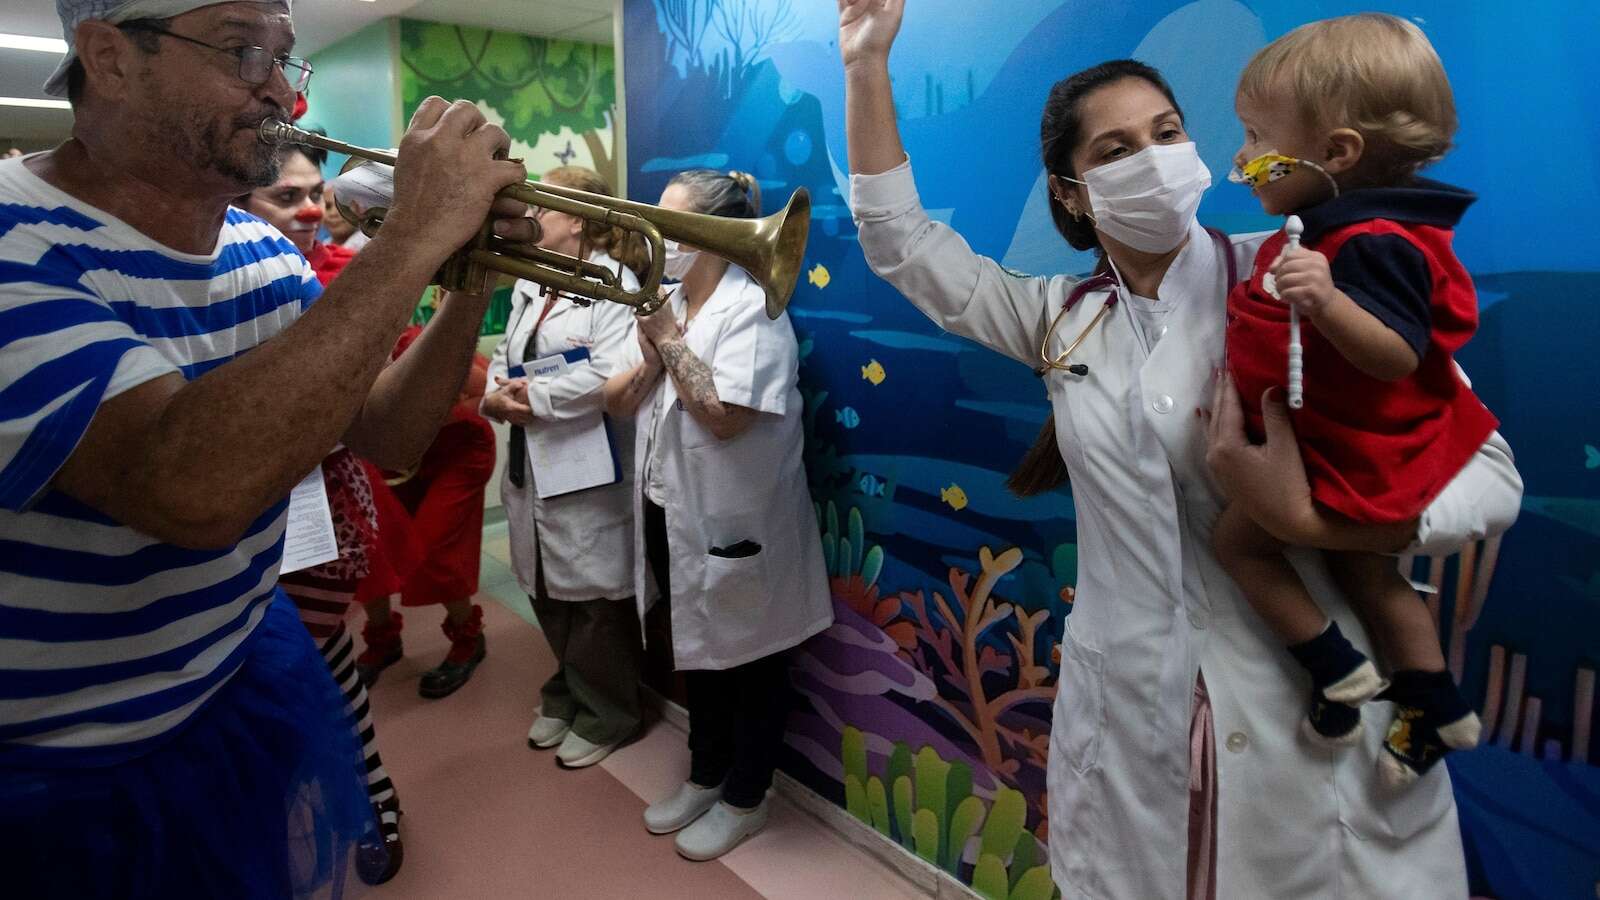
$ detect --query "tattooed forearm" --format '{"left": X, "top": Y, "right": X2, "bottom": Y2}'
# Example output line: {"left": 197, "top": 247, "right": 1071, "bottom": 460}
{"left": 604, "top": 360, "right": 663, "bottom": 418}
{"left": 656, "top": 339, "right": 725, "bottom": 416}
{"left": 624, "top": 363, "right": 658, "bottom": 404}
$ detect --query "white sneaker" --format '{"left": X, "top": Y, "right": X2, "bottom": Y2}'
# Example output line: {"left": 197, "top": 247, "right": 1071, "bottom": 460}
{"left": 556, "top": 731, "right": 618, "bottom": 768}
{"left": 643, "top": 780, "right": 722, "bottom": 834}
{"left": 527, "top": 714, "right": 571, "bottom": 749}
{"left": 674, "top": 799, "right": 769, "bottom": 861}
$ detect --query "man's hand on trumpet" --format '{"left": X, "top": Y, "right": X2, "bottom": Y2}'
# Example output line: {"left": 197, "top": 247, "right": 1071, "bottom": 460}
{"left": 380, "top": 96, "right": 537, "bottom": 269}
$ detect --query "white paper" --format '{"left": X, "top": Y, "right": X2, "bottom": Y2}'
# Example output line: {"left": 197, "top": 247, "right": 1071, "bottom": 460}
{"left": 329, "top": 161, "right": 395, "bottom": 221}
{"left": 280, "top": 465, "right": 339, "bottom": 574}
{"left": 526, "top": 410, "right": 618, "bottom": 499}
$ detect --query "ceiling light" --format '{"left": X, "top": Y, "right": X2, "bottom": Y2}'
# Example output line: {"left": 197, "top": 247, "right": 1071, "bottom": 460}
{"left": 0, "top": 97, "right": 72, "bottom": 110}
{"left": 0, "top": 34, "right": 68, "bottom": 54}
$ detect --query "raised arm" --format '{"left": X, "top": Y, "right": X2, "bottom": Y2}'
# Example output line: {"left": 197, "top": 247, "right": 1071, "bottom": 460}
{"left": 840, "top": 0, "right": 907, "bottom": 177}
{"left": 841, "top": 0, "right": 1062, "bottom": 366}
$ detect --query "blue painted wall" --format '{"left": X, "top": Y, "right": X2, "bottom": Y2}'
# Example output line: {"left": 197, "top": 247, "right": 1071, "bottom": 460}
{"left": 301, "top": 19, "right": 401, "bottom": 177}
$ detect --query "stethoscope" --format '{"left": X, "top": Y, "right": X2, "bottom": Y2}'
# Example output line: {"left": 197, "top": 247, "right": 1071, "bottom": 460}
{"left": 1032, "top": 228, "right": 1236, "bottom": 379}
{"left": 1034, "top": 271, "right": 1118, "bottom": 377}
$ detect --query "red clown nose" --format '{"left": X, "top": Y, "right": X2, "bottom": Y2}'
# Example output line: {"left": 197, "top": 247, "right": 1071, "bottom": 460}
{"left": 291, "top": 92, "right": 308, "bottom": 122}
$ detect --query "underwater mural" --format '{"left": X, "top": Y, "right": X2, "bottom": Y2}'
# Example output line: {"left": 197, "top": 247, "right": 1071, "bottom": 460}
{"left": 623, "top": 1, "right": 1600, "bottom": 896}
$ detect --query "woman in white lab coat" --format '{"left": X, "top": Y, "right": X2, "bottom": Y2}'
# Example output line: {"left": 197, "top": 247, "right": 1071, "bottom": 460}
{"left": 604, "top": 169, "right": 833, "bottom": 861}
{"left": 483, "top": 166, "right": 650, "bottom": 770}
{"left": 838, "top": 2, "right": 1522, "bottom": 898}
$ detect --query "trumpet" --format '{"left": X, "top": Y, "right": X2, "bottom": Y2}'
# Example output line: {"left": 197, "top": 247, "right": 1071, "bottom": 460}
{"left": 259, "top": 120, "right": 811, "bottom": 318}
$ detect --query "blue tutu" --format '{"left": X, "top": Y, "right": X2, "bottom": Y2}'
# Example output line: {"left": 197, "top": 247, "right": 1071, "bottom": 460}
{"left": 0, "top": 593, "right": 374, "bottom": 899}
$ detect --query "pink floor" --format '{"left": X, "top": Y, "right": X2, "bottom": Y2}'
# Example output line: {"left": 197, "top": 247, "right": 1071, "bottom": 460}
{"left": 354, "top": 543, "right": 924, "bottom": 899}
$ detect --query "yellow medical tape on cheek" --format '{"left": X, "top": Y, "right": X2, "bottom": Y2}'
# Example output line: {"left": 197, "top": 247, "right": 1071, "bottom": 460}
{"left": 1226, "top": 152, "right": 1301, "bottom": 187}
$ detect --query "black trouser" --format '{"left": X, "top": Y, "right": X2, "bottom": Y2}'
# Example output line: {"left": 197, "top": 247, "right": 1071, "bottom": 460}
{"left": 644, "top": 498, "right": 792, "bottom": 809}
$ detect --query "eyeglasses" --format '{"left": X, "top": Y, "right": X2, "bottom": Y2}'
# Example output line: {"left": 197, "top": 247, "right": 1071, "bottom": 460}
{"left": 121, "top": 23, "right": 313, "bottom": 93}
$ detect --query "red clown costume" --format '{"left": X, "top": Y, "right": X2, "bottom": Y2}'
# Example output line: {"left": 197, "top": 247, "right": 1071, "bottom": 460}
{"left": 353, "top": 312, "right": 497, "bottom": 699}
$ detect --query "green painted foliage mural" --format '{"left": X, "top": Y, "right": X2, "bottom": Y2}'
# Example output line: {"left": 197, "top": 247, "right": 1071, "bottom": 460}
{"left": 399, "top": 20, "right": 618, "bottom": 189}
{"left": 397, "top": 20, "right": 619, "bottom": 335}
{"left": 401, "top": 24, "right": 611, "bottom": 126}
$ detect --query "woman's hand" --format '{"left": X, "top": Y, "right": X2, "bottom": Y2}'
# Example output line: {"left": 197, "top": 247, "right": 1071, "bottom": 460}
{"left": 1204, "top": 373, "right": 1318, "bottom": 542}
{"left": 636, "top": 324, "right": 662, "bottom": 370}
{"left": 636, "top": 298, "right": 682, "bottom": 349}
{"left": 1203, "top": 373, "right": 1417, "bottom": 552}
{"left": 839, "top": 0, "right": 904, "bottom": 69}
{"left": 483, "top": 376, "right": 534, "bottom": 426}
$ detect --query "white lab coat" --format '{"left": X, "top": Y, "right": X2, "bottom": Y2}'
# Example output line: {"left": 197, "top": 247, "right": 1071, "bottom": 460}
{"left": 489, "top": 251, "right": 638, "bottom": 602}
{"left": 621, "top": 265, "right": 833, "bottom": 670}
{"left": 852, "top": 160, "right": 1522, "bottom": 900}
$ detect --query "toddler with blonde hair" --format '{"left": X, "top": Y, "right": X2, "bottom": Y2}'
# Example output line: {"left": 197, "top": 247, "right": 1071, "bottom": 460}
{"left": 1214, "top": 13, "right": 1500, "bottom": 787}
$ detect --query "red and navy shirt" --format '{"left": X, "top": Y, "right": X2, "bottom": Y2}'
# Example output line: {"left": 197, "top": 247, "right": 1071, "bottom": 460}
{"left": 1225, "top": 179, "right": 1499, "bottom": 524}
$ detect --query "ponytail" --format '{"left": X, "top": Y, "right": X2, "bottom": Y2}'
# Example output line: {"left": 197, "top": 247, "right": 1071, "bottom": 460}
{"left": 1005, "top": 419, "right": 1070, "bottom": 496}
{"left": 608, "top": 224, "right": 652, "bottom": 286}
{"left": 727, "top": 170, "right": 762, "bottom": 217}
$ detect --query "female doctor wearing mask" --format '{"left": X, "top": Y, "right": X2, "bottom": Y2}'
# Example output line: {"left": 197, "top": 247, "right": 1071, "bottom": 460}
{"left": 839, "top": 2, "right": 1521, "bottom": 898}
{"left": 604, "top": 169, "right": 833, "bottom": 862}
{"left": 483, "top": 166, "right": 652, "bottom": 769}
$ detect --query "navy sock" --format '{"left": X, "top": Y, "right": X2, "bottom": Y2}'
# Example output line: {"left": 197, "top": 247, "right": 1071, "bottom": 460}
{"left": 1306, "top": 691, "right": 1362, "bottom": 740}
{"left": 1380, "top": 669, "right": 1470, "bottom": 721}
{"left": 1379, "top": 669, "right": 1480, "bottom": 780}
{"left": 1286, "top": 621, "right": 1370, "bottom": 693}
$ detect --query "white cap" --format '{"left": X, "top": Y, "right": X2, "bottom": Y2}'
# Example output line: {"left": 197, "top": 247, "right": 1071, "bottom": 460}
{"left": 44, "top": 0, "right": 291, "bottom": 97}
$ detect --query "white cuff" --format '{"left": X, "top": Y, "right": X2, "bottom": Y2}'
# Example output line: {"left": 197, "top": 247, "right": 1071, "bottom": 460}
{"left": 849, "top": 155, "right": 918, "bottom": 220}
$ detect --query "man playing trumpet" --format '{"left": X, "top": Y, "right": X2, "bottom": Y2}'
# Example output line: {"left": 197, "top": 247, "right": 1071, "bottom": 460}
{"left": 0, "top": 0, "right": 533, "bottom": 896}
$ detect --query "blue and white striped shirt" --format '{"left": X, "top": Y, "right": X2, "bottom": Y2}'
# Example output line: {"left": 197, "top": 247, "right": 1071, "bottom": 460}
{"left": 0, "top": 158, "right": 322, "bottom": 765}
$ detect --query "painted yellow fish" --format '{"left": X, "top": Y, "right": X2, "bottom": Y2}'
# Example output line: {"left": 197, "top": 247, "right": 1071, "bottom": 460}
{"left": 861, "top": 359, "right": 886, "bottom": 386}
{"left": 808, "top": 263, "right": 831, "bottom": 290}
{"left": 940, "top": 483, "right": 968, "bottom": 511}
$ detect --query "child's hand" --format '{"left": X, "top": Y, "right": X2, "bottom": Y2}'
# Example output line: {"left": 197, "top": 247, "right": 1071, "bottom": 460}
{"left": 1270, "top": 247, "right": 1339, "bottom": 319}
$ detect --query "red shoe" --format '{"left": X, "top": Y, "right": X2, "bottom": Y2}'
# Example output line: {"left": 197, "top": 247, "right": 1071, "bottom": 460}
{"left": 357, "top": 612, "right": 404, "bottom": 687}
{"left": 419, "top": 605, "right": 486, "bottom": 699}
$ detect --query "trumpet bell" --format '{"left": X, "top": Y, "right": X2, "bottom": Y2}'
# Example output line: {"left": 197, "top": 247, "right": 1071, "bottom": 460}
{"left": 756, "top": 189, "right": 810, "bottom": 319}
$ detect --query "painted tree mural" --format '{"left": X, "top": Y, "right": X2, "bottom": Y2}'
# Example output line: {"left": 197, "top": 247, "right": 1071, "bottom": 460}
{"left": 399, "top": 21, "right": 619, "bottom": 187}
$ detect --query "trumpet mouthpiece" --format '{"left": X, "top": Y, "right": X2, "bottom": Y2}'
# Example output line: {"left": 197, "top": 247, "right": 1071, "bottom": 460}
{"left": 258, "top": 119, "right": 298, "bottom": 146}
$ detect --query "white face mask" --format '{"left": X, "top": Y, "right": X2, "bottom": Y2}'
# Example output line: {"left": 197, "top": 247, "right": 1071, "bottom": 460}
{"left": 1065, "top": 141, "right": 1211, "bottom": 253}
{"left": 661, "top": 239, "right": 700, "bottom": 280}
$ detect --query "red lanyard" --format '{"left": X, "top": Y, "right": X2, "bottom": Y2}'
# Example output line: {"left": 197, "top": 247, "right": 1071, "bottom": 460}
{"left": 520, "top": 292, "right": 560, "bottom": 363}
